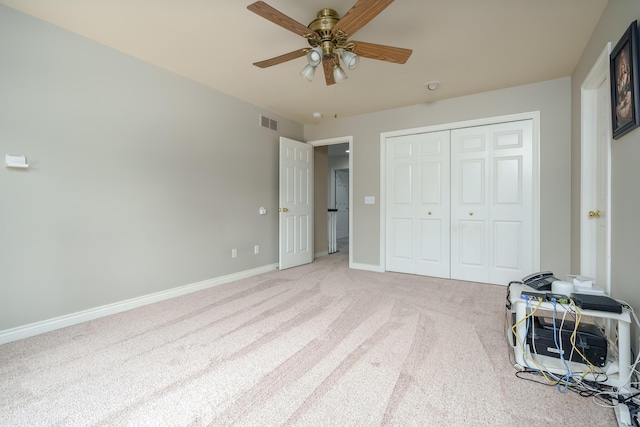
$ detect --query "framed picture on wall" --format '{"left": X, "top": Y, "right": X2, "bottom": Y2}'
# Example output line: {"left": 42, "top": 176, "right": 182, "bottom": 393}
{"left": 610, "top": 20, "right": 640, "bottom": 139}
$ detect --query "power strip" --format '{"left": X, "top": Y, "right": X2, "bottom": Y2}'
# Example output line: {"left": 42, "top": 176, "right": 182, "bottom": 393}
{"left": 520, "top": 291, "right": 545, "bottom": 301}
{"left": 520, "top": 291, "right": 570, "bottom": 304}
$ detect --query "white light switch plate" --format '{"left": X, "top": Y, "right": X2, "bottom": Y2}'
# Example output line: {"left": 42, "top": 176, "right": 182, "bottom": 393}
{"left": 364, "top": 196, "right": 375, "bottom": 205}
{"left": 5, "top": 154, "right": 28, "bottom": 168}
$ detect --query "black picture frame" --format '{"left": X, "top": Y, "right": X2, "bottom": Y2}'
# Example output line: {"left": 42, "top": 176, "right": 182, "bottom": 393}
{"left": 610, "top": 20, "right": 640, "bottom": 139}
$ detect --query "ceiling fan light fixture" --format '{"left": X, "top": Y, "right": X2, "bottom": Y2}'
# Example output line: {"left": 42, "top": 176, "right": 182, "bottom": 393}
{"left": 248, "top": 1, "right": 414, "bottom": 86}
{"left": 333, "top": 65, "right": 348, "bottom": 83}
{"left": 340, "top": 51, "right": 360, "bottom": 70}
{"left": 306, "top": 47, "right": 322, "bottom": 66}
{"left": 300, "top": 64, "right": 317, "bottom": 81}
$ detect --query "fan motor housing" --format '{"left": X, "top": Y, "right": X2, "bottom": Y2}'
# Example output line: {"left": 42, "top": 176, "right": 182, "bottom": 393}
{"left": 309, "top": 8, "right": 339, "bottom": 35}
{"left": 308, "top": 8, "right": 341, "bottom": 58}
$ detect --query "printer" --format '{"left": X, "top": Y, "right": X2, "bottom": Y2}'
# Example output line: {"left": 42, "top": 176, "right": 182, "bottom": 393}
{"left": 527, "top": 316, "right": 607, "bottom": 367}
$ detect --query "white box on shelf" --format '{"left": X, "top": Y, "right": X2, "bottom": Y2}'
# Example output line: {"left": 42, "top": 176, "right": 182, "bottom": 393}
{"left": 574, "top": 284, "right": 606, "bottom": 295}
{"left": 566, "top": 274, "right": 593, "bottom": 288}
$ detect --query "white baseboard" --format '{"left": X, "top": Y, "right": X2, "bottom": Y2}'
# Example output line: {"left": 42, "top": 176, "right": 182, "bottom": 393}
{"left": 0, "top": 263, "right": 278, "bottom": 345}
{"left": 350, "top": 262, "right": 384, "bottom": 272}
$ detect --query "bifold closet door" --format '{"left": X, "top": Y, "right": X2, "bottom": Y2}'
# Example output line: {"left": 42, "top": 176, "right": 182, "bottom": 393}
{"left": 450, "top": 120, "right": 533, "bottom": 284}
{"left": 386, "top": 130, "right": 450, "bottom": 277}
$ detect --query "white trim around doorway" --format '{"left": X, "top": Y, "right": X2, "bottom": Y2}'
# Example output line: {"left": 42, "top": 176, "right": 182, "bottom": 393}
{"left": 308, "top": 136, "right": 354, "bottom": 268}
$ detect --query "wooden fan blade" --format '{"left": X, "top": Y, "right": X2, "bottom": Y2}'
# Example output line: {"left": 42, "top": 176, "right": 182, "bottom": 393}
{"left": 247, "top": 1, "right": 312, "bottom": 38}
{"left": 253, "top": 49, "right": 307, "bottom": 68}
{"left": 322, "top": 58, "right": 336, "bottom": 86}
{"left": 351, "top": 41, "right": 412, "bottom": 64}
{"left": 333, "top": 0, "right": 395, "bottom": 37}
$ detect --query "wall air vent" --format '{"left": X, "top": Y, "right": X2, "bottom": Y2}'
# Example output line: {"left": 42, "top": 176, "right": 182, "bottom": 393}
{"left": 259, "top": 114, "right": 278, "bottom": 131}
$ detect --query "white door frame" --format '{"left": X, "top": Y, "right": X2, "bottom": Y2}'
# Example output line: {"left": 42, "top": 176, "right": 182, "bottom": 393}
{"left": 580, "top": 43, "right": 612, "bottom": 293}
{"left": 380, "top": 112, "right": 541, "bottom": 274}
{"left": 308, "top": 136, "right": 354, "bottom": 268}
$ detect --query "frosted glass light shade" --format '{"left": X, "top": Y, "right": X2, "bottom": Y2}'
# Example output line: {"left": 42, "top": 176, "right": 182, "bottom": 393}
{"left": 340, "top": 51, "right": 359, "bottom": 70}
{"left": 333, "top": 65, "right": 347, "bottom": 83}
{"left": 306, "top": 47, "right": 322, "bottom": 66}
{"left": 300, "top": 64, "right": 316, "bottom": 81}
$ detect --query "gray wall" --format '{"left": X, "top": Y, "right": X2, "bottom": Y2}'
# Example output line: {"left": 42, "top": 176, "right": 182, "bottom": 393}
{"left": 305, "top": 78, "right": 572, "bottom": 275}
{"left": 0, "top": 6, "right": 303, "bottom": 330}
{"left": 571, "top": 2, "right": 640, "bottom": 352}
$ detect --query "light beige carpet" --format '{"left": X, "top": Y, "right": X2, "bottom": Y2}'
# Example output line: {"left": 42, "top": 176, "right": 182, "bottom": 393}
{"left": 0, "top": 250, "right": 617, "bottom": 426}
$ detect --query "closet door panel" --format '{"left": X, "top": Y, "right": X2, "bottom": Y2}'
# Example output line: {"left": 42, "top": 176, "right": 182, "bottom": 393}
{"left": 390, "top": 218, "right": 413, "bottom": 257}
{"left": 460, "top": 160, "right": 485, "bottom": 204}
{"left": 420, "top": 161, "right": 443, "bottom": 204}
{"left": 415, "top": 131, "right": 450, "bottom": 277}
{"left": 490, "top": 120, "right": 533, "bottom": 283}
{"left": 386, "top": 131, "right": 450, "bottom": 277}
{"left": 386, "top": 146, "right": 415, "bottom": 273}
{"left": 459, "top": 219, "right": 485, "bottom": 265}
{"left": 451, "top": 127, "right": 491, "bottom": 283}
{"left": 419, "top": 218, "right": 443, "bottom": 262}
{"left": 493, "top": 221, "right": 522, "bottom": 270}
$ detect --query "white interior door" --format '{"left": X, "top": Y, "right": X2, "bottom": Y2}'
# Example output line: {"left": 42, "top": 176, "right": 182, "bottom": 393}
{"left": 594, "top": 83, "right": 610, "bottom": 288}
{"left": 450, "top": 120, "right": 533, "bottom": 285}
{"left": 335, "top": 169, "right": 349, "bottom": 239}
{"left": 279, "top": 137, "right": 314, "bottom": 270}
{"left": 386, "top": 130, "right": 451, "bottom": 278}
{"left": 580, "top": 44, "right": 611, "bottom": 291}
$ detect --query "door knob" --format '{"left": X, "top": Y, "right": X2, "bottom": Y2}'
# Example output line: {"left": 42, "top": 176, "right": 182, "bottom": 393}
{"left": 428, "top": 211, "right": 432, "bottom": 216}
{"left": 588, "top": 210, "right": 600, "bottom": 218}
{"left": 469, "top": 212, "right": 474, "bottom": 216}
{"left": 279, "top": 207, "right": 288, "bottom": 212}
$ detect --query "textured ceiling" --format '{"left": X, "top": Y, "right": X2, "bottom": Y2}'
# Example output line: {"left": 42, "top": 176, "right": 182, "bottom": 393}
{"left": 0, "top": 0, "right": 607, "bottom": 124}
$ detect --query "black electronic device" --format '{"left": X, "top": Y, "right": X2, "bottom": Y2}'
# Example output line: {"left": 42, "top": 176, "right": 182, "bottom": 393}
{"left": 521, "top": 271, "right": 557, "bottom": 291}
{"left": 527, "top": 316, "right": 607, "bottom": 367}
{"left": 571, "top": 293, "right": 623, "bottom": 314}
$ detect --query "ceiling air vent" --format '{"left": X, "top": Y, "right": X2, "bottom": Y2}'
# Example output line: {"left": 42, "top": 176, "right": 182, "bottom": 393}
{"left": 259, "top": 114, "right": 278, "bottom": 131}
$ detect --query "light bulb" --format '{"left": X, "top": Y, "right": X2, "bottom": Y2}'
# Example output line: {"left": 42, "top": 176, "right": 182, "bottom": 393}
{"left": 306, "top": 47, "right": 322, "bottom": 66}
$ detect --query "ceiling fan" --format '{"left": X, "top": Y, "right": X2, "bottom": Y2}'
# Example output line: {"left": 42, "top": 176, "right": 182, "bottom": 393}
{"left": 247, "top": 0, "right": 412, "bottom": 85}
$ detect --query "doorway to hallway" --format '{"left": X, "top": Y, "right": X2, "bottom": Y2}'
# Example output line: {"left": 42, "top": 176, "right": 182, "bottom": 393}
{"left": 310, "top": 137, "right": 353, "bottom": 267}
